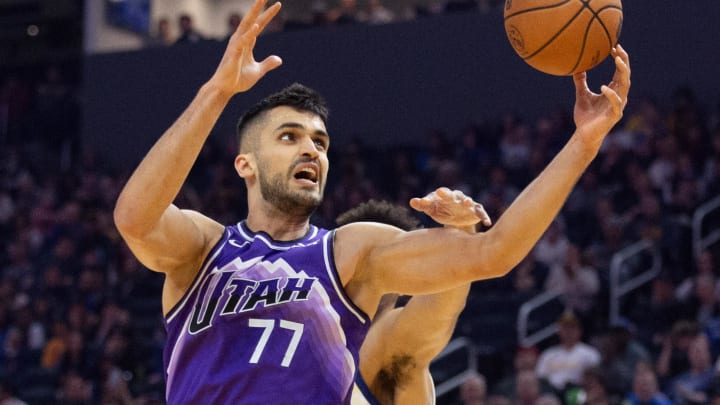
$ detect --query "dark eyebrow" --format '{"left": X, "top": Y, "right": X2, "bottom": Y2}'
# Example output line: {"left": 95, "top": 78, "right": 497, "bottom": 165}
{"left": 275, "top": 122, "right": 329, "bottom": 139}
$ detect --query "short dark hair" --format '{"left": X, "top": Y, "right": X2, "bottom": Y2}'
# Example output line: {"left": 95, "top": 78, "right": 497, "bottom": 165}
{"left": 335, "top": 199, "right": 421, "bottom": 231}
{"left": 236, "top": 83, "right": 329, "bottom": 149}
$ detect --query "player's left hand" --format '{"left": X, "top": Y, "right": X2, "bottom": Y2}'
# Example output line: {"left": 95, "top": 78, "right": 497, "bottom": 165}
{"left": 573, "top": 44, "right": 631, "bottom": 149}
{"left": 409, "top": 187, "right": 492, "bottom": 229}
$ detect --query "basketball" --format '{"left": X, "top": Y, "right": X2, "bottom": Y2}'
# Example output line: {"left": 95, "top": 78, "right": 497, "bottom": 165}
{"left": 503, "top": 0, "right": 623, "bottom": 76}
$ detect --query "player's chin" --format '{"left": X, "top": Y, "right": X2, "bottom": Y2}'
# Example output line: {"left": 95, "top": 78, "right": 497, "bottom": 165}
{"left": 294, "top": 187, "right": 323, "bottom": 204}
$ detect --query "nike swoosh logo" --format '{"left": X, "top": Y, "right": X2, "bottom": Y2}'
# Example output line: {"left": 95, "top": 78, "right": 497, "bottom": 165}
{"left": 211, "top": 256, "right": 263, "bottom": 274}
{"left": 229, "top": 239, "right": 250, "bottom": 248}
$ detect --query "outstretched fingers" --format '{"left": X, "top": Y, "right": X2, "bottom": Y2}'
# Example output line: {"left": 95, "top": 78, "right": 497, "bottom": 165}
{"left": 238, "top": 0, "right": 269, "bottom": 34}
{"left": 255, "top": 2, "right": 282, "bottom": 33}
{"left": 238, "top": 23, "right": 260, "bottom": 60}
{"left": 601, "top": 85, "right": 624, "bottom": 117}
{"left": 236, "top": 22, "right": 282, "bottom": 74}
{"left": 609, "top": 45, "right": 631, "bottom": 101}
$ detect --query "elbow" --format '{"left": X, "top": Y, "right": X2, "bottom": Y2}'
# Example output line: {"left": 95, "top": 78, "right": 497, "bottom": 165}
{"left": 470, "top": 259, "right": 517, "bottom": 281}
{"left": 467, "top": 232, "right": 526, "bottom": 281}
{"left": 113, "top": 199, "right": 146, "bottom": 240}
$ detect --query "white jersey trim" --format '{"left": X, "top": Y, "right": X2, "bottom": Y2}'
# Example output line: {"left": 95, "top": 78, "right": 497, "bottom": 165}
{"left": 323, "top": 232, "right": 367, "bottom": 324}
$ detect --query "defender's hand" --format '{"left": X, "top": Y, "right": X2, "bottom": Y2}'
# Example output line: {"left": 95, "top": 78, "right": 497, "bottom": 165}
{"left": 410, "top": 187, "right": 492, "bottom": 229}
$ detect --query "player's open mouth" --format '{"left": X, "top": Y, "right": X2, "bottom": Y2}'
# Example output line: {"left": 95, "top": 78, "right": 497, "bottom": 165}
{"left": 293, "top": 164, "right": 319, "bottom": 184}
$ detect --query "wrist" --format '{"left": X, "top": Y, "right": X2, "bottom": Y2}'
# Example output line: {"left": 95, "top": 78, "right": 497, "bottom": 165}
{"left": 200, "top": 80, "right": 234, "bottom": 104}
{"left": 568, "top": 131, "right": 602, "bottom": 162}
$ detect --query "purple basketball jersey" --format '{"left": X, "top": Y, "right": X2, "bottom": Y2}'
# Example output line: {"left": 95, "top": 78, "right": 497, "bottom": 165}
{"left": 163, "top": 222, "right": 371, "bottom": 404}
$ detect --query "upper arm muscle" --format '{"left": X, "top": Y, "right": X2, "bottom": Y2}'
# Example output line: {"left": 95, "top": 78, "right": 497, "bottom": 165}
{"left": 119, "top": 205, "right": 223, "bottom": 285}
{"left": 339, "top": 223, "right": 498, "bottom": 297}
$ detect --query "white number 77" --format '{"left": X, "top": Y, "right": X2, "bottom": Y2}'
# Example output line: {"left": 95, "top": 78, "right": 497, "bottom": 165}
{"left": 248, "top": 319, "right": 304, "bottom": 367}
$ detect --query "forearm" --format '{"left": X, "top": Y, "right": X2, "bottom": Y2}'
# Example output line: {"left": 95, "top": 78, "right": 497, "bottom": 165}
{"left": 485, "top": 135, "right": 599, "bottom": 273}
{"left": 114, "top": 83, "right": 231, "bottom": 234}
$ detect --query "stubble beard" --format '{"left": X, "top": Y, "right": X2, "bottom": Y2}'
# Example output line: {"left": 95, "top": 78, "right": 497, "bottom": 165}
{"left": 258, "top": 169, "right": 322, "bottom": 218}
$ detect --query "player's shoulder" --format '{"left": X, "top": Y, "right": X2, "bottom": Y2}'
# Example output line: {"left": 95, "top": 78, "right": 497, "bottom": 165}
{"left": 180, "top": 209, "right": 224, "bottom": 238}
{"left": 335, "top": 221, "right": 408, "bottom": 257}
{"left": 333, "top": 221, "right": 407, "bottom": 285}
{"left": 335, "top": 221, "right": 406, "bottom": 241}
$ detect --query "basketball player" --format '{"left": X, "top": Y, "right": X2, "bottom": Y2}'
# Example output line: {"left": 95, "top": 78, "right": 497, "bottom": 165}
{"left": 113, "top": 0, "right": 631, "bottom": 402}
{"left": 337, "top": 191, "right": 490, "bottom": 405}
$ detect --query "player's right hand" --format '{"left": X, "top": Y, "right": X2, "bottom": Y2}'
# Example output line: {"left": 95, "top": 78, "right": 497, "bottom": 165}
{"left": 410, "top": 187, "right": 492, "bottom": 229}
{"left": 208, "top": 0, "right": 283, "bottom": 96}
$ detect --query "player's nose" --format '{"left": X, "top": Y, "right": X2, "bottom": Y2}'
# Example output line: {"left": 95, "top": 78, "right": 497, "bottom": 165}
{"left": 298, "top": 135, "right": 320, "bottom": 158}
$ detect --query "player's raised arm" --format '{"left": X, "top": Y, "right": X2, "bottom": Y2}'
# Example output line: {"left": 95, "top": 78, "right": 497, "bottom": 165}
{"left": 113, "top": 1, "right": 282, "bottom": 285}
{"left": 337, "top": 46, "right": 631, "bottom": 302}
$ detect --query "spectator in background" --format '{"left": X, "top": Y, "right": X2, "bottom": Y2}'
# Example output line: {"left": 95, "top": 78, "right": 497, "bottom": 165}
{"left": 510, "top": 255, "right": 549, "bottom": 298}
{"left": 514, "top": 369, "right": 543, "bottom": 405}
{"left": 533, "top": 218, "right": 570, "bottom": 270}
{"left": 477, "top": 166, "right": 519, "bottom": 220}
{"left": 459, "top": 372, "right": 487, "bottom": 405}
{"left": 365, "top": 0, "right": 395, "bottom": 24}
{"left": 498, "top": 117, "right": 531, "bottom": 184}
{"left": 493, "top": 345, "right": 553, "bottom": 399}
{"left": 624, "top": 361, "right": 673, "bottom": 405}
{"left": 57, "top": 371, "right": 93, "bottom": 405}
{"left": 57, "top": 329, "right": 94, "bottom": 378}
{"left": 596, "top": 319, "right": 651, "bottom": 396}
{"left": 4, "top": 298, "right": 46, "bottom": 359}
{"left": 684, "top": 272, "right": 720, "bottom": 328}
{"left": 544, "top": 243, "right": 600, "bottom": 330}
{"left": 146, "top": 17, "right": 173, "bottom": 47}
{"left": 175, "top": 13, "right": 204, "bottom": 44}
{"left": 675, "top": 249, "right": 718, "bottom": 302}
{"left": 536, "top": 310, "right": 601, "bottom": 395}
{"left": 670, "top": 333, "right": 715, "bottom": 405}
{"left": 328, "top": 0, "right": 361, "bottom": 24}
{"left": 41, "top": 318, "right": 69, "bottom": 370}
{"left": 629, "top": 273, "right": 688, "bottom": 353}
{"left": 225, "top": 12, "right": 243, "bottom": 41}
{"left": 656, "top": 320, "right": 700, "bottom": 386}
{"left": 579, "top": 366, "right": 615, "bottom": 405}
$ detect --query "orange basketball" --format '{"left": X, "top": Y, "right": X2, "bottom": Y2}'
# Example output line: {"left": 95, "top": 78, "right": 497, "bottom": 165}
{"left": 504, "top": 0, "right": 623, "bottom": 76}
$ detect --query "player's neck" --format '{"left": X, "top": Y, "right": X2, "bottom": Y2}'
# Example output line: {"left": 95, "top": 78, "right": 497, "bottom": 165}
{"left": 245, "top": 209, "right": 311, "bottom": 241}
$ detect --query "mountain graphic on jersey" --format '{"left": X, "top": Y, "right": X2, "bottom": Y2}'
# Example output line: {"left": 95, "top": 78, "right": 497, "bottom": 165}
{"left": 162, "top": 223, "right": 370, "bottom": 404}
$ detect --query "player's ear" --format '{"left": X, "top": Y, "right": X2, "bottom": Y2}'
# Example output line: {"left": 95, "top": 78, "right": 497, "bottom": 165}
{"left": 234, "top": 153, "right": 256, "bottom": 179}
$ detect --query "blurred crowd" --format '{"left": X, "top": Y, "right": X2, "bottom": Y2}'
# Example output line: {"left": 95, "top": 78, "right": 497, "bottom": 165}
{"left": 2, "top": 37, "right": 720, "bottom": 405}
{"left": 144, "top": 0, "right": 505, "bottom": 47}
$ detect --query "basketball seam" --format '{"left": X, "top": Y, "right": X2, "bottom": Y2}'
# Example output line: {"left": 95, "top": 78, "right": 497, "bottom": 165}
{"left": 593, "top": 5, "right": 622, "bottom": 47}
{"left": 521, "top": 5, "right": 585, "bottom": 61}
{"left": 567, "top": 1, "right": 621, "bottom": 74}
{"left": 568, "top": 8, "right": 594, "bottom": 75}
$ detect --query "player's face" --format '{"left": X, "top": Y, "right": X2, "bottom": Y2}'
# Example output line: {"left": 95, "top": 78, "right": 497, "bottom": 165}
{"left": 255, "top": 106, "right": 330, "bottom": 216}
